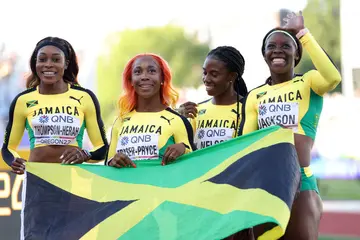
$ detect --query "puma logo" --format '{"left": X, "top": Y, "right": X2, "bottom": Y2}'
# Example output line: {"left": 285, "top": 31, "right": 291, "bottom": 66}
{"left": 160, "top": 116, "right": 174, "bottom": 125}
{"left": 69, "top": 96, "right": 83, "bottom": 105}
{"left": 231, "top": 109, "right": 239, "bottom": 116}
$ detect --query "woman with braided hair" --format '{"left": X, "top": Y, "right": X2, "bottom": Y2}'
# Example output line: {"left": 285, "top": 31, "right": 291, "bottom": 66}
{"left": 178, "top": 46, "right": 247, "bottom": 150}
{"left": 178, "top": 46, "right": 251, "bottom": 239}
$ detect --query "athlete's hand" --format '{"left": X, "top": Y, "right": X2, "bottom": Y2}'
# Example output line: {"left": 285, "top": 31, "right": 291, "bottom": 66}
{"left": 162, "top": 143, "right": 186, "bottom": 165}
{"left": 282, "top": 11, "right": 305, "bottom": 34}
{"left": 109, "top": 152, "right": 136, "bottom": 168}
{"left": 178, "top": 101, "right": 198, "bottom": 118}
{"left": 61, "top": 148, "right": 89, "bottom": 164}
{"left": 11, "top": 158, "right": 26, "bottom": 175}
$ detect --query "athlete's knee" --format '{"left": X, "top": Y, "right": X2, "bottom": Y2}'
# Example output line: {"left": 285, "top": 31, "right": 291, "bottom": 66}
{"left": 285, "top": 191, "right": 322, "bottom": 240}
{"left": 309, "top": 191, "right": 323, "bottom": 219}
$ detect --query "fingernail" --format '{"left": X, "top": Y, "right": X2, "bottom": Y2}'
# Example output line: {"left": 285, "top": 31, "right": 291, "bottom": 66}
{"left": 60, "top": 155, "right": 63, "bottom": 159}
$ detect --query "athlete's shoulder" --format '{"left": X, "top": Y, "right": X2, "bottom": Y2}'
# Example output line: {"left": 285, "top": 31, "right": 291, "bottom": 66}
{"left": 17, "top": 87, "right": 37, "bottom": 98}
{"left": 197, "top": 98, "right": 212, "bottom": 106}
{"left": 70, "top": 84, "right": 100, "bottom": 105}
{"left": 245, "top": 83, "right": 268, "bottom": 101}
{"left": 6, "top": 87, "right": 37, "bottom": 114}
{"left": 165, "top": 107, "right": 185, "bottom": 119}
{"left": 293, "top": 72, "right": 315, "bottom": 86}
{"left": 292, "top": 73, "right": 306, "bottom": 81}
{"left": 70, "top": 84, "right": 95, "bottom": 96}
{"left": 13, "top": 87, "right": 37, "bottom": 104}
{"left": 121, "top": 111, "right": 135, "bottom": 122}
{"left": 302, "top": 70, "right": 318, "bottom": 79}
{"left": 164, "top": 107, "right": 191, "bottom": 125}
{"left": 112, "top": 116, "right": 123, "bottom": 127}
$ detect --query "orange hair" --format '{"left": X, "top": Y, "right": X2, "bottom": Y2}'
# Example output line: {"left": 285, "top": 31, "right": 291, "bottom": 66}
{"left": 118, "top": 53, "right": 179, "bottom": 119}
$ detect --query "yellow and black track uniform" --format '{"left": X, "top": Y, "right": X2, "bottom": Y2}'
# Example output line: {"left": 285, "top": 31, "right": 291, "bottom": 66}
{"left": 239, "top": 32, "right": 341, "bottom": 193}
{"left": 190, "top": 98, "right": 242, "bottom": 150}
{"left": 106, "top": 107, "right": 195, "bottom": 163}
{"left": 1, "top": 83, "right": 108, "bottom": 165}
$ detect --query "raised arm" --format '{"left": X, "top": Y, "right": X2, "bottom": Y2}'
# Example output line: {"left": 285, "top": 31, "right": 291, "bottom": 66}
{"left": 283, "top": 11, "right": 341, "bottom": 96}
{"left": 300, "top": 31, "right": 341, "bottom": 95}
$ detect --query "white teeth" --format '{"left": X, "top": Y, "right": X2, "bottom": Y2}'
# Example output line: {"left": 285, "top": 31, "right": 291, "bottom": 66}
{"left": 43, "top": 72, "right": 55, "bottom": 76}
{"left": 272, "top": 58, "right": 285, "bottom": 64}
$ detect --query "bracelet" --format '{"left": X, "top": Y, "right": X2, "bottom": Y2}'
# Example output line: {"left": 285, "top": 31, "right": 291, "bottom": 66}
{"left": 296, "top": 28, "right": 309, "bottom": 39}
{"left": 82, "top": 150, "right": 92, "bottom": 161}
{"left": 106, "top": 158, "right": 114, "bottom": 166}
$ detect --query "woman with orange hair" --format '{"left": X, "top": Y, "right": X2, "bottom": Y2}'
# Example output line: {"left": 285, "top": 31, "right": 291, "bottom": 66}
{"left": 105, "top": 53, "right": 195, "bottom": 167}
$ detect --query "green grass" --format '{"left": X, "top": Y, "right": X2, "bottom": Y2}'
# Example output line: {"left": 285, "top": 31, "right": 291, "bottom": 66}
{"left": 317, "top": 179, "right": 360, "bottom": 200}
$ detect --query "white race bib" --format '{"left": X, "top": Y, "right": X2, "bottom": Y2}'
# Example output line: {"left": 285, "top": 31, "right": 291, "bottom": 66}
{"left": 116, "top": 133, "right": 159, "bottom": 160}
{"left": 194, "top": 127, "right": 234, "bottom": 149}
{"left": 258, "top": 102, "right": 299, "bottom": 132}
{"left": 32, "top": 114, "right": 81, "bottom": 145}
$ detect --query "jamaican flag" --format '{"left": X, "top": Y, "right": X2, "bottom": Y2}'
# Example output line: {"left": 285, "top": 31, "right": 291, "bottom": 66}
{"left": 23, "top": 126, "right": 300, "bottom": 240}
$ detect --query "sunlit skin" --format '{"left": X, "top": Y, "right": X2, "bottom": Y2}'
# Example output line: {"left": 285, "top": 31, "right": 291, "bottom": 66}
{"left": 108, "top": 55, "right": 187, "bottom": 168}
{"left": 36, "top": 46, "right": 68, "bottom": 94}
{"left": 10, "top": 43, "right": 89, "bottom": 175}
{"left": 132, "top": 56, "right": 166, "bottom": 112}
{"left": 202, "top": 57, "right": 238, "bottom": 105}
{"left": 263, "top": 33, "right": 313, "bottom": 169}
{"left": 178, "top": 57, "right": 239, "bottom": 118}
{"left": 253, "top": 12, "right": 323, "bottom": 240}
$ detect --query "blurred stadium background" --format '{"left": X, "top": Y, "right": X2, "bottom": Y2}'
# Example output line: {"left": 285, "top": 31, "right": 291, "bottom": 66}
{"left": 1, "top": 0, "right": 360, "bottom": 239}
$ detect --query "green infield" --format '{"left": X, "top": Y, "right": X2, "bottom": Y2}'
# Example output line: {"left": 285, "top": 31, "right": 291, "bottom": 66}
{"left": 319, "top": 236, "right": 360, "bottom": 240}
{"left": 318, "top": 179, "right": 360, "bottom": 200}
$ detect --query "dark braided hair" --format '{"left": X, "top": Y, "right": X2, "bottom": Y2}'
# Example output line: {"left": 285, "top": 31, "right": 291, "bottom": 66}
{"left": 26, "top": 37, "right": 79, "bottom": 88}
{"left": 206, "top": 46, "right": 248, "bottom": 137}
{"left": 261, "top": 28, "right": 303, "bottom": 85}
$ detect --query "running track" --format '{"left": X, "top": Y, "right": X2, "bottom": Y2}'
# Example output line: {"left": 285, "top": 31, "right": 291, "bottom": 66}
{"left": 319, "top": 201, "right": 360, "bottom": 237}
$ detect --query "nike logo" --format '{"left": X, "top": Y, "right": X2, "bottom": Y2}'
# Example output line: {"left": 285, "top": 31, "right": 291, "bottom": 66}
{"left": 69, "top": 96, "right": 83, "bottom": 105}
{"left": 160, "top": 116, "right": 174, "bottom": 125}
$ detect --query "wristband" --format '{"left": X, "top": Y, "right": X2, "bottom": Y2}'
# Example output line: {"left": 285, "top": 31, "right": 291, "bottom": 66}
{"left": 82, "top": 150, "right": 92, "bottom": 161}
{"left": 296, "top": 28, "right": 309, "bottom": 39}
{"left": 106, "top": 158, "right": 114, "bottom": 166}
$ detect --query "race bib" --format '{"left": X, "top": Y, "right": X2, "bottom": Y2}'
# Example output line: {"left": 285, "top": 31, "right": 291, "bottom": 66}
{"left": 32, "top": 114, "right": 81, "bottom": 145}
{"left": 194, "top": 127, "right": 234, "bottom": 149}
{"left": 116, "top": 133, "right": 159, "bottom": 160}
{"left": 257, "top": 102, "right": 299, "bottom": 132}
